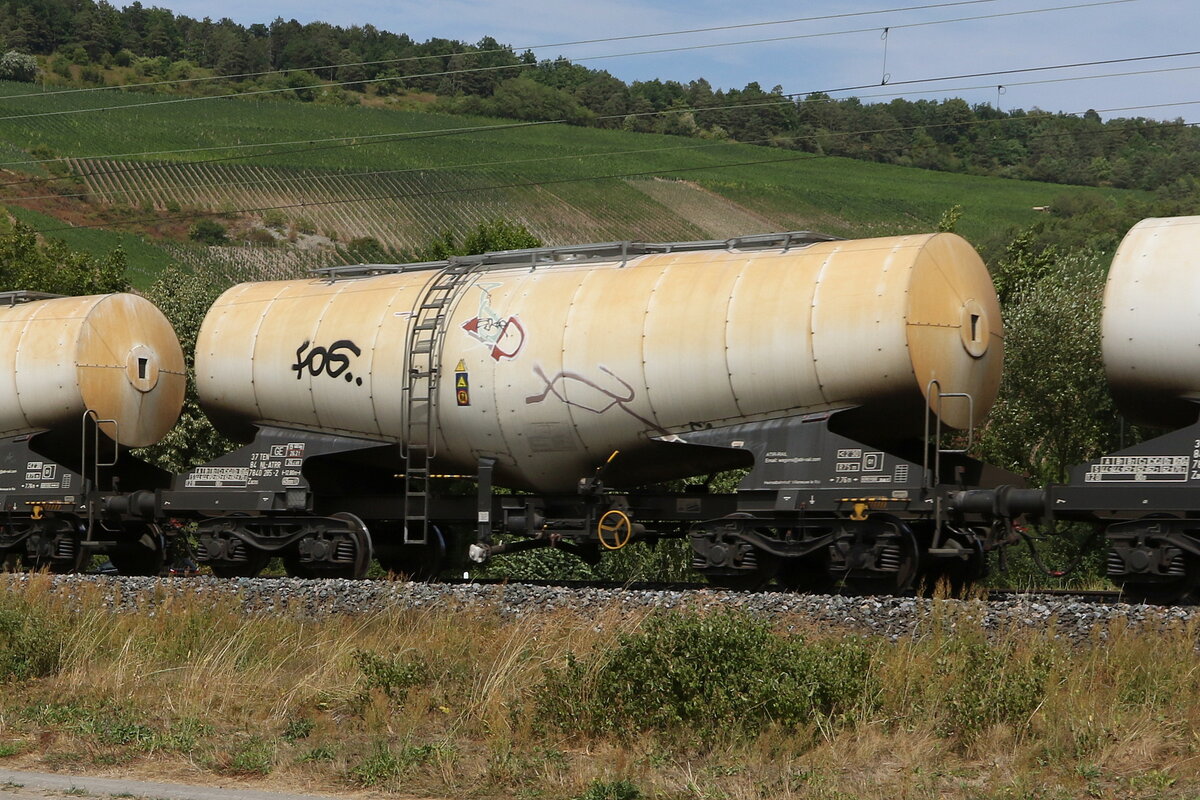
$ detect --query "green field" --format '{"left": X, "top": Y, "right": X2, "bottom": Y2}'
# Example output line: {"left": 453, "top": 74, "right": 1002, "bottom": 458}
{"left": 0, "top": 78, "right": 1138, "bottom": 282}
{"left": 4, "top": 205, "right": 182, "bottom": 287}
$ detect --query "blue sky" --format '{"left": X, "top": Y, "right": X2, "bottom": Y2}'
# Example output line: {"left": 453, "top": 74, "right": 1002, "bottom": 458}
{"left": 158, "top": 0, "right": 1196, "bottom": 121}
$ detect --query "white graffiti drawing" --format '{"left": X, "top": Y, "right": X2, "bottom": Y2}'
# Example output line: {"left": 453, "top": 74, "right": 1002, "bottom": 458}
{"left": 461, "top": 283, "right": 525, "bottom": 361}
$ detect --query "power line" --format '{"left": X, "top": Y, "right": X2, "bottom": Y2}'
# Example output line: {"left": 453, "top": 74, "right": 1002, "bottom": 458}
{"left": 6, "top": 151, "right": 824, "bottom": 236}
{"left": 7, "top": 103, "right": 1190, "bottom": 206}
{"left": 4, "top": 0, "right": 1006, "bottom": 100}
{"left": 8, "top": 96, "right": 1196, "bottom": 206}
{"left": 840, "top": 63, "right": 1200, "bottom": 103}
{"left": 6, "top": 99, "right": 1196, "bottom": 238}
{"left": 4, "top": 47, "right": 1197, "bottom": 188}
{"left": 0, "top": 120, "right": 551, "bottom": 169}
{"left": 0, "top": 120, "right": 565, "bottom": 189}
{"left": 0, "top": 0, "right": 1135, "bottom": 123}
{"left": 819, "top": 48, "right": 1200, "bottom": 96}
{"left": 20, "top": 116, "right": 1196, "bottom": 241}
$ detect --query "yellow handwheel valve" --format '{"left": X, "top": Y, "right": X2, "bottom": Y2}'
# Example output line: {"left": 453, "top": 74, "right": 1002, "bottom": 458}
{"left": 597, "top": 509, "right": 633, "bottom": 551}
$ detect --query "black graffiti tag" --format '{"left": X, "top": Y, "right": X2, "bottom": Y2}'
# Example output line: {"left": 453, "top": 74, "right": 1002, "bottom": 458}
{"left": 292, "top": 340, "right": 364, "bottom": 386}
{"left": 525, "top": 363, "right": 668, "bottom": 436}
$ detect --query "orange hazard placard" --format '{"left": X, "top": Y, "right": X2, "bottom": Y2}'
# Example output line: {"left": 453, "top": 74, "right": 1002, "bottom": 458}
{"left": 455, "top": 371, "right": 470, "bottom": 406}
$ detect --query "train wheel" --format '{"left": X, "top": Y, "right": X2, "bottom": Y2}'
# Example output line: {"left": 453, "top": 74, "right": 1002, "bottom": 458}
{"left": 20, "top": 519, "right": 86, "bottom": 574}
{"left": 332, "top": 512, "right": 373, "bottom": 579}
{"left": 199, "top": 515, "right": 270, "bottom": 578}
{"left": 283, "top": 513, "right": 373, "bottom": 580}
{"left": 1105, "top": 516, "right": 1200, "bottom": 605}
{"left": 703, "top": 541, "right": 781, "bottom": 591}
{"left": 1118, "top": 554, "right": 1200, "bottom": 605}
{"left": 108, "top": 524, "right": 167, "bottom": 577}
{"left": 838, "top": 516, "right": 920, "bottom": 596}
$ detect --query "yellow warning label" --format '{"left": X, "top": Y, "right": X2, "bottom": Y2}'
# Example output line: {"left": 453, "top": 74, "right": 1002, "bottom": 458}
{"left": 454, "top": 359, "right": 466, "bottom": 372}
{"left": 455, "top": 369, "right": 470, "bottom": 406}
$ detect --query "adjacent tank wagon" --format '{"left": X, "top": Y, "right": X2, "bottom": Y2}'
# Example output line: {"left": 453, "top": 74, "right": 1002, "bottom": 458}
{"left": 953, "top": 216, "right": 1200, "bottom": 603}
{"left": 0, "top": 291, "right": 185, "bottom": 572}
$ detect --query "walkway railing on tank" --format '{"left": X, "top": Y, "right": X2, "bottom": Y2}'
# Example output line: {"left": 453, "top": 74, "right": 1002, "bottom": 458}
{"left": 0, "top": 290, "right": 63, "bottom": 305}
{"left": 310, "top": 231, "right": 842, "bottom": 279}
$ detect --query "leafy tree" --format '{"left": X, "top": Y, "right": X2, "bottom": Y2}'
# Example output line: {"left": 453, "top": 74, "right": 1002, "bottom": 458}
{"left": 138, "top": 263, "right": 234, "bottom": 471}
{"left": 978, "top": 249, "right": 1119, "bottom": 486}
{"left": 412, "top": 217, "right": 541, "bottom": 261}
{"left": 484, "top": 76, "right": 591, "bottom": 123}
{"left": 461, "top": 217, "right": 540, "bottom": 254}
{"left": 0, "top": 50, "right": 38, "bottom": 82}
{"left": 0, "top": 221, "right": 128, "bottom": 294}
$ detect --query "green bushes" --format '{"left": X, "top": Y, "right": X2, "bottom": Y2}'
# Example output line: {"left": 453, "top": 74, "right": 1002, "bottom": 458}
{"left": 353, "top": 649, "right": 429, "bottom": 702}
{"left": 351, "top": 739, "right": 442, "bottom": 788}
{"left": 188, "top": 219, "right": 228, "bottom": 245}
{"left": 537, "top": 610, "right": 872, "bottom": 738}
{"left": 934, "top": 638, "right": 1057, "bottom": 737}
{"left": 536, "top": 609, "right": 1072, "bottom": 748}
{"left": 0, "top": 579, "right": 1198, "bottom": 797}
{"left": 0, "top": 597, "right": 63, "bottom": 681}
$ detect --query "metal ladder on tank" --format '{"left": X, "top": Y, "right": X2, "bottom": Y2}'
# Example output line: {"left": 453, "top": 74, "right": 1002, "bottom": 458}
{"left": 402, "top": 261, "right": 474, "bottom": 545}
{"left": 922, "top": 379, "right": 975, "bottom": 552}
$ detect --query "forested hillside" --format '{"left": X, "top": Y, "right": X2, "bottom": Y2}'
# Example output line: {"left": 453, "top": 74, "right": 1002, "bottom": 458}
{"left": 1, "top": 0, "right": 1198, "bottom": 197}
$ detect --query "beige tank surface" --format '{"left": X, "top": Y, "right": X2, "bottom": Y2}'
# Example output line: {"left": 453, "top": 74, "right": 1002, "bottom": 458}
{"left": 1104, "top": 215, "right": 1200, "bottom": 428}
{"left": 0, "top": 293, "right": 186, "bottom": 448}
{"left": 197, "top": 232, "right": 1003, "bottom": 491}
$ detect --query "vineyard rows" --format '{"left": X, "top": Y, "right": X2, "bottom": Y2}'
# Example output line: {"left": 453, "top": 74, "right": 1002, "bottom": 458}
{"left": 1, "top": 79, "right": 1132, "bottom": 250}
{"left": 159, "top": 240, "right": 339, "bottom": 283}
{"left": 70, "top": 158, "right": 739, "bottom": 249}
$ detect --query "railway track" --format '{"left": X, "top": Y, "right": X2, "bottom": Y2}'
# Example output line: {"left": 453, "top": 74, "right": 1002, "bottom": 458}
{"left": 9, "top": 574, "right": 1191, "bottom": 650}
{"left": 92, "top": 566, "right": 1149, "bottom": 605}
{"left": 442, "top": 577, "right": 1131, "bottom": 603}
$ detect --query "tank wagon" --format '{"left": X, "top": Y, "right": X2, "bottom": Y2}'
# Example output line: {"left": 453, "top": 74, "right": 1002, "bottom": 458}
{"left": 953, "top": 215, "right": 1200, "bottom": 603}
{"left": 0, "top": 291, "right": 186, "bottom": 572}
{"left": 105, "top": 229, "right": 1014, "bottom": 591}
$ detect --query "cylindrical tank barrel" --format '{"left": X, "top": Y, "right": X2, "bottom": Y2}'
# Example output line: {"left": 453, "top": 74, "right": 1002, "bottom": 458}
{"left": 0, "top": 293, "right": 186, "bottom": 447}
{"left": 197, "top": 232, "right": 1003, "bottom": 491}
{"left": 1104, "top": 216, "right": 1200, "bottom": 428}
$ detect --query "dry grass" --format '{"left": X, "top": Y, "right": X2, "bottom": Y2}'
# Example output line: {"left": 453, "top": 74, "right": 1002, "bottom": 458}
{"left": 0, "top": 575, "right": 1198, "bottom": 799}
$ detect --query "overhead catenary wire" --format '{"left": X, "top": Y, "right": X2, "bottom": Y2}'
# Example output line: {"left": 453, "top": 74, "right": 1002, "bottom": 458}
{"left": 0, "top": 152, "right": 947, "bottom": 236}
{"left": 3, "top": 47, "right": 1197, "bottom": 188}
{"left": 838, "top": 63, "right": 1200, "bottom": 103}
{"left": 1, "top": 0, "right": 1008, "bottom": 100}
{"left": 6, "top": 99, "right": 1196, "bottom": 240}
{"left": 0, "top": 0, "right": 1137, "bottom": 123}
{"left": 6, "top": 94, "right": 1199, "bottom": 206}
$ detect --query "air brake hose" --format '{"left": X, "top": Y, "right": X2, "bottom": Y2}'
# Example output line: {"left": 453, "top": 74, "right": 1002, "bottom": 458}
{"left": 1009, "top": 518, "right": 1104, "bottom": 578}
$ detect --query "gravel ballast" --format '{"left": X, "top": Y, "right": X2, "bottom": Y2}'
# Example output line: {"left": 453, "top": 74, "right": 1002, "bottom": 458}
{"left": 5, "top": 574, "right": 1198, "bottom": 643}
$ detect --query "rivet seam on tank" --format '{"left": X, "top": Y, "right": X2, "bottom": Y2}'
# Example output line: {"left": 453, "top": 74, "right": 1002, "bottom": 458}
{"left": 724, "top": 258, "right": 749, "bottom": 417}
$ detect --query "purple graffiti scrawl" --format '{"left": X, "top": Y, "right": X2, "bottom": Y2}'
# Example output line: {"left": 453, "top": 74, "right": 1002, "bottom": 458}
{"left": 462, "top": 283, "right": 525, "bottom": 361}
{"left": 525, "top": 364, "right": 668, "bottom": 435}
